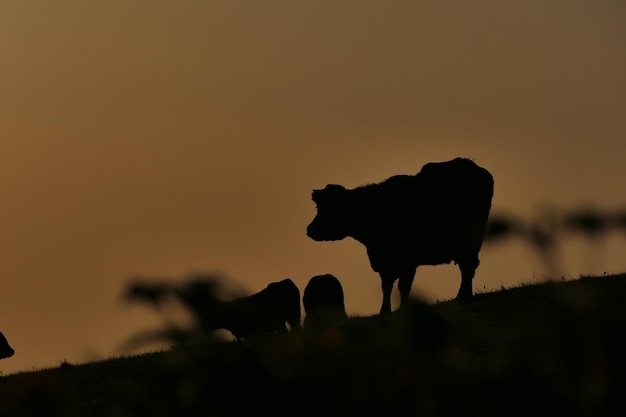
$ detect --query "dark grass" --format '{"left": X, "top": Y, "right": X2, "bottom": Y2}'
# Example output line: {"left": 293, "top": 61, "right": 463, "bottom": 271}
{"left": 2, "top": 274, "right": 626, "bottom": 417}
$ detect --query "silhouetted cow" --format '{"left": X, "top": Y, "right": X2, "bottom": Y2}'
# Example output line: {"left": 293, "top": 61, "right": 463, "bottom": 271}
{"left": 0, "top": 331, "right": 14, "bottom": 360}
{"left": 210, "top": 279, "right": 302, "bottom": 339}
{"left": 307, "top": 157, "right": 494, "bottom": 313}
{"left": 303, "top": 274, "right": 347, "bottom": 329}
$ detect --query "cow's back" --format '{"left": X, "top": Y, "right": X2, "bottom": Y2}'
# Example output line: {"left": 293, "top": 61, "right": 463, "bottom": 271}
{"left": 416, "top": 158, "right": 493, "bottom": 252}
{"left": 417, "top": 158, "right": 492, "bottom": 213}
{"left": 367, "top": 158, "right": 492, "bottom": 265}
{"left": 227, "top": 279, "right": 301, "bottom": 338}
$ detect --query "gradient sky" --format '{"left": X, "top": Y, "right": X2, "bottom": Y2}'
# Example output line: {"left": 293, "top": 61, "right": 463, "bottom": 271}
{"left": 1, "top": 1, "right": 625, "bottom": 374}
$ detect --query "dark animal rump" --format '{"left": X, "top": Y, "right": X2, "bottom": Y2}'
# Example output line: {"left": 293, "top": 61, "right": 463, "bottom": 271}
{"left": 303, "top": 274, "right": 347, "bottom": 329}
{"left": 303, "top": 274, "right": 346, "bottom": 317}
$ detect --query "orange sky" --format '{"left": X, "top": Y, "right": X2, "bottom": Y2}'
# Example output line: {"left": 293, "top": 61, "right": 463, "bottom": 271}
{"left": 1, "top": 1, "right": 625, "bottom": 374}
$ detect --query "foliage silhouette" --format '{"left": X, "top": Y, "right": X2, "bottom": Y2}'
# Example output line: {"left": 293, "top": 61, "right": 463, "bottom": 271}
{"left": 307, "top": 157, "right": 494, "bottom": 312}
{"left": 485, "top": 206, "right": 626, "bottom": 277}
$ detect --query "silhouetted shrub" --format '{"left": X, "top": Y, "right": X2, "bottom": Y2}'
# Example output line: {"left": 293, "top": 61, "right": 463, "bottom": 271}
{"left": 485, "top": 206, "right": 626, "bottom": 277}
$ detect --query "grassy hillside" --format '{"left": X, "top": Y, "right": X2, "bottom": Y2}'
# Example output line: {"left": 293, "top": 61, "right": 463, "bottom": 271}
{"left": 1, "top": 274, "right": 625, "bottom": 417}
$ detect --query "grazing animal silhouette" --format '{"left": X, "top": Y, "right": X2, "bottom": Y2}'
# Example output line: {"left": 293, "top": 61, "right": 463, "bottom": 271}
{"left": 0, "top": 331, "right": 14, "bottom": 359}
{"left": 303, "top": 274, "right": 347, "bottom": 329}
{"left": 203, "top": 279, "right": 302, "bottom": 339}
{"left": 307, "top": 157, "right": 494, "bottom": 313}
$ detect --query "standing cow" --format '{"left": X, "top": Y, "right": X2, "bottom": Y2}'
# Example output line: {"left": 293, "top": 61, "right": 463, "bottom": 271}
{"left": 307, "top": 157, "right": 494, "bottom": 313}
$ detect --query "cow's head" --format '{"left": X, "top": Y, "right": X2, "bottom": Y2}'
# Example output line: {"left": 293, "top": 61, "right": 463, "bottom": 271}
{"left": 307, "top": 184, "right": 350, "bottom": 241}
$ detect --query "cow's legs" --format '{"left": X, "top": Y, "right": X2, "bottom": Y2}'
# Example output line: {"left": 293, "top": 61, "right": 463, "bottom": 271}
{"left": 380, "top": 275, "right": 395, "bottom": 314}
{"left": 288, "top": 316, "right": 301, "bottom": 332}
{"left": 397, "top": 267, "right": 417, "bottom": 309}
{"left": 456, "top": 256, "right": 479, "bottom": 300}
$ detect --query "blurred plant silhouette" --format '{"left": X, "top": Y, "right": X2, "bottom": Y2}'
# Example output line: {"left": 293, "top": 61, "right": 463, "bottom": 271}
{"left": 122, "top": 274, "right": 302, "bottom": 351}
{"left": 122, "top": 274, "right": 245, "bottom": 350}
{"left": 485, "top": 205, "right": 626, "bottom": 278}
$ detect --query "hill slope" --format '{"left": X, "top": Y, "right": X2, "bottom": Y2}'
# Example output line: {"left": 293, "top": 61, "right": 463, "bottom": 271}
{"left": 1, "top": 274, "right": 625, "bottom": 416}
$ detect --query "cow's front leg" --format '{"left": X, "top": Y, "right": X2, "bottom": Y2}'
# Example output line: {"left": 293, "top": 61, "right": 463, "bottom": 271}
{"left": 397, "top": 267, "right": 417, "bottom": 309}
{"left": 380, "top": 275, "right": 395, "bottom": 314}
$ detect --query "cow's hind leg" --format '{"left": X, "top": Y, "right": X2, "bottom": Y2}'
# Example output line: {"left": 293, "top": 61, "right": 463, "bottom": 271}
{"left": 288, "top": 316, "right": 301, "bottom": 332}
{"left": 456, "top": 256, "right": 479, "bottom": 300}
{"left": 380, "top": 275, "right": 395, "bottom": 314}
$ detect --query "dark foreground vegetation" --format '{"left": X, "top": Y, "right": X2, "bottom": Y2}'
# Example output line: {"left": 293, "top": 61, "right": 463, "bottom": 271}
{"left": 2, "top": 274, "right": 626, "bottom": 417}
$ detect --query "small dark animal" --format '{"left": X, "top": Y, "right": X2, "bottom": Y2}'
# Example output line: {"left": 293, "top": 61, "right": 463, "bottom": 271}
{"left": 307, "top": 157, "right": 494, "bottom": 313}
{"left": 303, "top": 274, "right": 347, "bottom": 328}
{"left": 0, "top": 331, "right": 14, "bottom": 359}
{"left": 210, "top": 279, "right": 302, "bottom": 339}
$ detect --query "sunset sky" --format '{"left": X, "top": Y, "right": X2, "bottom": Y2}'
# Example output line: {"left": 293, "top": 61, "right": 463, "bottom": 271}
{"left": 1, "top": 1, "right": 625, "bottom": 374}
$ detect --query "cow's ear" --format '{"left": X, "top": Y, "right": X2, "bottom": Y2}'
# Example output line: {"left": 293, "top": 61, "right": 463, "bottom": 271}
{"left": 312, "top": 189, "right": 323, "bottom": 203}
{"left": 323, "top": 184, "right": 346, "bottom": 192}
{"left": 313, "top": 184, "right": 345, "bottom": 203}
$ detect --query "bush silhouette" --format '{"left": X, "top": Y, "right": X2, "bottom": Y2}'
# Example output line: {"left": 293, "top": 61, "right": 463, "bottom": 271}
{"left": 485, "top": 206, "right": 626, "bottom": 277}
